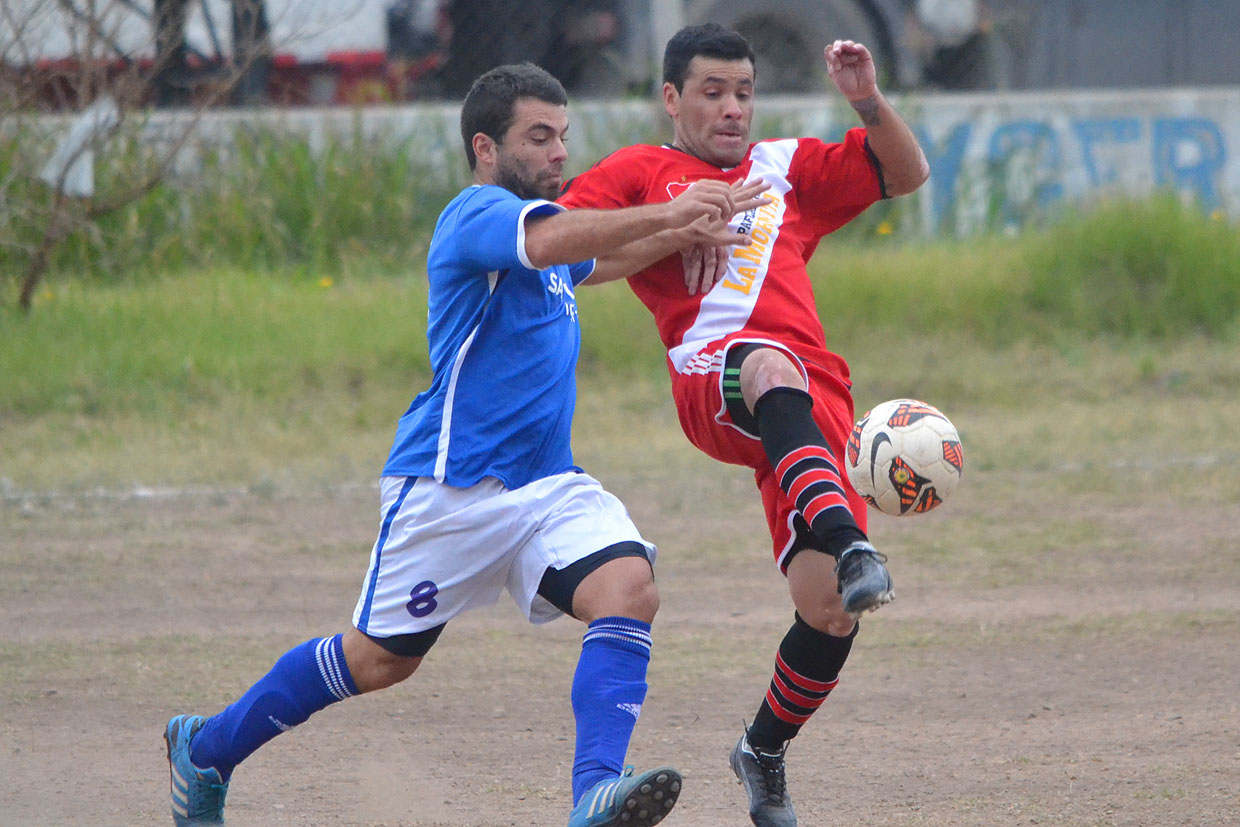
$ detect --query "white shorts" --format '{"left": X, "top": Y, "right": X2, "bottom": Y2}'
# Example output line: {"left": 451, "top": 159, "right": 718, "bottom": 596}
{"left": 351, "top": 472, "right": 656, "bottom": 636}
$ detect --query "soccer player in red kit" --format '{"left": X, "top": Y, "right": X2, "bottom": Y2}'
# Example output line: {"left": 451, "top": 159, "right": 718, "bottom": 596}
{"left": 559, "top": 23, "right": 929, "bottom": 827}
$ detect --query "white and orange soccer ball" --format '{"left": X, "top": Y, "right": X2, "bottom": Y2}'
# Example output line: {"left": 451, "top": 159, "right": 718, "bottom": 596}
{"left": 845, "top": 399, "right": 963, "bottom": 516}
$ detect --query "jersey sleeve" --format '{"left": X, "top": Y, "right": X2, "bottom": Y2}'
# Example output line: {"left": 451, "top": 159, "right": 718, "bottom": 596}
{"left": 790, "top": 129, "right": 885, "bottom": 236}
{"left": 558, "top": 152, "right": 641, "bottom": 284}
{"left": 558, "top": 153, "right": 639, "bottom": 210}
{"left": 567, "top": 258, "right": 597, "bottom": 286}
{"left": 453, "top": 187, "right": 563, "bottom": 272}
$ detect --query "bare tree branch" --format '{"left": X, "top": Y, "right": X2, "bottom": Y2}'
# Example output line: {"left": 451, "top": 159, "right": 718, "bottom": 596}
{"left": 1, "top": 0, "right": 283, "bottom": 312}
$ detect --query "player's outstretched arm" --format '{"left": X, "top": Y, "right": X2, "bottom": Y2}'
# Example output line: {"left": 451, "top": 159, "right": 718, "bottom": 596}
{"left": 588, "top": 215, "right": 748, "bottom": 285}
{"left": 585, "top": 180, "right": 771, "bottom": 286}
{"left": 524, "top": 179, "right": 766, "bottom": 270}
{"left": 825, "top": 39, "right": 929, "bottom": 197}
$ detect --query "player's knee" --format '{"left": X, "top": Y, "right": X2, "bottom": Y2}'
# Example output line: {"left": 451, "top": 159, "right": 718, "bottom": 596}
{"left": 573, "top": 563, "right": 660, "bottom": 624}
{"left": 622, "top": 576, "right": 661, "bottom": 622}
{"left": 591, "top": 576, "right": 660, "bottom": 623}
{"left": 738, "top": 347, "right": 806, "bottom": 409}
{"left": 376, "top": 652, "right": 421, "bottom": 686}
{"left": 787, "top": 556, "right": 858, "bottom": 636}
{"left": 353, "top": 648, "right": 422, "bottom": 692}
{"left": 795, "top": 596, "right": 857, "bottom": 638}
{"left": 342, "top": 627, "right": 426, "bottom": 693}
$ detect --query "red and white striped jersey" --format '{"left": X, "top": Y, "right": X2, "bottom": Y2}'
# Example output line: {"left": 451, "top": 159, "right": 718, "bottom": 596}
{"left": 558, "top": 129, "right": 884, "bottom": 374}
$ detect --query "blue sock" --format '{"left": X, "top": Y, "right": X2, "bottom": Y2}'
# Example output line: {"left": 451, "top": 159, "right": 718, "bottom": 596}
{"left": 570, "top": 617, "right": 652, "bottom": 805}
{"left": 190, "top": 635, "right": 358, "bottom": 780}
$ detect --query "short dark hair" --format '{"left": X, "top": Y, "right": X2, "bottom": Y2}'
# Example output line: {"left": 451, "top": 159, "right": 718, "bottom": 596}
{"left": 459, "top": 62, "right": 568, "bottom": 170}
{"left": 662, "top": 23, "right": 756, "bottom": 93}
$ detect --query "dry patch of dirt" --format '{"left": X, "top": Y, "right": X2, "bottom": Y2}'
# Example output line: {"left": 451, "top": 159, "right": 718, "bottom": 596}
{"left": 2, "top": 473, "right": 1237, "bottom": 826}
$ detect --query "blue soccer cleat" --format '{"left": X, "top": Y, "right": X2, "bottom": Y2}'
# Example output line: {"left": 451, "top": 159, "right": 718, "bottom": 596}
{"left": 165, "top": 714, "right": 229, "bottom": 825}
{"left": 567, "top": 765, "right": 682, "bottom": 826}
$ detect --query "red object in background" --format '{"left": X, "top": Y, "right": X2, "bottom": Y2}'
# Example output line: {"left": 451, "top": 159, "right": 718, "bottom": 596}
{"left": 265, "top": 50, "right": 442, "bottom": 107}
{"left": 325, "top": 50, "right": 389, "bottom": 105}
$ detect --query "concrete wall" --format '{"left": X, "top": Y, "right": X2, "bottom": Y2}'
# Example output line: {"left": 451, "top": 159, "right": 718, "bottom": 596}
{"left": 153, "top": 86, "right": 1240, "bottom": 236}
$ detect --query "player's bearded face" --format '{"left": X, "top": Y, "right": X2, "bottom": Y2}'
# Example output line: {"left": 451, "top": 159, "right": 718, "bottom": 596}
{"left": 495, "top": 147, "right": 561, "bottom": 201}
{"left": 666, "top": 57, "right": 755, "bottom": 168}
{"left": 494, "top": 100, "right": 569, "bottom": 201}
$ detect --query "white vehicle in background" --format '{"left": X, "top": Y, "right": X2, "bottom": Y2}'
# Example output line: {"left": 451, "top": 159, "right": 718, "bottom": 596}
{"left": 2, "top": 0, "right": 428, "bottom": 107}
{"left": 4, "top": 0, "right": 1236, "bottom": 110}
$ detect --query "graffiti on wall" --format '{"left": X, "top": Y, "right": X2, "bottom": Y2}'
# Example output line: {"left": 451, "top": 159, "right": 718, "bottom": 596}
{"left": 917, "top": 110, "right": 1230, "bottom": 234}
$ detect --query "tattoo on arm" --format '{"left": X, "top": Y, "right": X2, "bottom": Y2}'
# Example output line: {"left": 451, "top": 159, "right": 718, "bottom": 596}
{"left": 851, "top": 95, "right": 880, "bottom": 127}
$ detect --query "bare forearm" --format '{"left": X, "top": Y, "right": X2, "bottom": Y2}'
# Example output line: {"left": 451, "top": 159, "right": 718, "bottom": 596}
{"left": 524, "top": 202, "right": 675, "bottom": 269}
{"left": 852, "top": 92, "right": 929, "bottom": 197}
{"left": 588, "top": 229, "right": 685, "bottom": 284}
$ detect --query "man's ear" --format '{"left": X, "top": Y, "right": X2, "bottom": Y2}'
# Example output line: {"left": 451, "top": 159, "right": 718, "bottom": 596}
{"left": 662, "top": 82, "right": 679, "bottom": 119}
{"left": 472, "top": 132, "right": 497, "bottom": 168}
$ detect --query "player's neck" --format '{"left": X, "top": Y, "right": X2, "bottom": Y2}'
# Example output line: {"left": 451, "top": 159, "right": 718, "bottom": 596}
{"left": 666, "top": 140, "right": 733, "bottom": 171}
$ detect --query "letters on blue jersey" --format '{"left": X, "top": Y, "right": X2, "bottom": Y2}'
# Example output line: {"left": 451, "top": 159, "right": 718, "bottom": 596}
{"left": 381, "top": 185, "right": 597, "bottom": 490}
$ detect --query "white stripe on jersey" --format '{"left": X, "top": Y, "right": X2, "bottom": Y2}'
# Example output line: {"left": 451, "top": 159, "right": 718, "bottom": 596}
{"left": 516, "top": 198, "right": 564, "bottom": 270}
{"left": 669, "top": 139, "right": 798, "bottom": 373}
{"left": 433, "top": 270, "right": 499, "bottom": 481}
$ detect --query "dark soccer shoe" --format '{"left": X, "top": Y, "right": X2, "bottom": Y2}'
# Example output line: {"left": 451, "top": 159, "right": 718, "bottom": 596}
{"left": 730, "top": 731, "right": 796, "bottom": 827}
{"left": 835, "top": 541, "right": 894, "bottom": 616}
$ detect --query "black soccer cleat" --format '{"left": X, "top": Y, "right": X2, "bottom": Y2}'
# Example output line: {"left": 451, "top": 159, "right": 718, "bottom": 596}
{"left": 835, "top": 541, "right": 894, "bottom": 616}
{"left": 730, "top": 729, "right": 796, "bottom": 827}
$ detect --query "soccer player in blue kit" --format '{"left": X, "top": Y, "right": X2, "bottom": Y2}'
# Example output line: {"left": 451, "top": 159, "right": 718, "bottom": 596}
{"left": 163, "top": 63, "right": 768, "bottom": 827}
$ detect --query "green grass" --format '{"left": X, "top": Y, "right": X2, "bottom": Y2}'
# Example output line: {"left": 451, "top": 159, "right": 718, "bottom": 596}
{"left": 3, "top": 194, "right": 1240, "bottom": 491}
{"left": 1, "top": 270, "right": 429, "bottom": 487}
{"left": 820, "top": 195, "right": 1240, "bottom": 342}
{"left": 5, "top": 269, "right": 429, "bottom": 413}
{"left": 0, "top": 127, "right": 460, "bottom": 283}
{"left": 4, "top": 279, "right": 1239, "bottom": 498}
{"left": 6, "top": 121, "right": 1239, "bottom": 345}
{"left": 1022, "top": 196, "right": 1240, "bottom": 338}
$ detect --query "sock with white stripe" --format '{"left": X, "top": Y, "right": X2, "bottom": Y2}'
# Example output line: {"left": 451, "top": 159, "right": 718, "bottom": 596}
{"left": 570, "top": 617, "right": 652, "bottom": 805}
{"left": 747, "top": 614, "right": 857, "bottom": 751}
{"left": 189, "top": 634, "right": 358, "bottom": 781}
{"left": 754, "top": 387, "right": 867, "bottom": 557}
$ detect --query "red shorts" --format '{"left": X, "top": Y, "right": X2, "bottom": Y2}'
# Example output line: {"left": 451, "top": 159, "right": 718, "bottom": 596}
{"left": 669, "top": 336, "right": 868, "bottom": 571}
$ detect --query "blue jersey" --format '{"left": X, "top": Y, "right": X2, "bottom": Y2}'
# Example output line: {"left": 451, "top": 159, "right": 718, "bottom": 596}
{"left": 382, "top": 185, "right": 595, "bottom": 489}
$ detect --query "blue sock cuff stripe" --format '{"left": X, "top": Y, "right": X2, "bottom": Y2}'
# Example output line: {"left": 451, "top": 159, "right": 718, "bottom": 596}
{"left": 586, "top": 617, "right": 653, "bottom": 638}
{"left": 588, "top": 616, "right": 652, "bottom": 634}
{"left": 583, "top": 617, "right": 653, "bottom": 654}
{"left": 315, "top": 635, "right": 358, "bottom": 701}
{"left": 582, "top": 629, "right": 652, "bottom": 650}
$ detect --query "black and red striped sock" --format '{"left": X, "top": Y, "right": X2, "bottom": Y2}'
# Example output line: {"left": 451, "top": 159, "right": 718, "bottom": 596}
{"left": 753, "top": 387, "right": 866, "bottom": 556}
{"left": 747, "top": 615, "right": 858, "bottom": 750}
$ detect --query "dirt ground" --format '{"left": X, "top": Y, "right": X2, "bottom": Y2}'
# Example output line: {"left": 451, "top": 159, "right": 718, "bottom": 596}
{"left": 2, "top": 459, "right": 1238, "bottom": 827}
